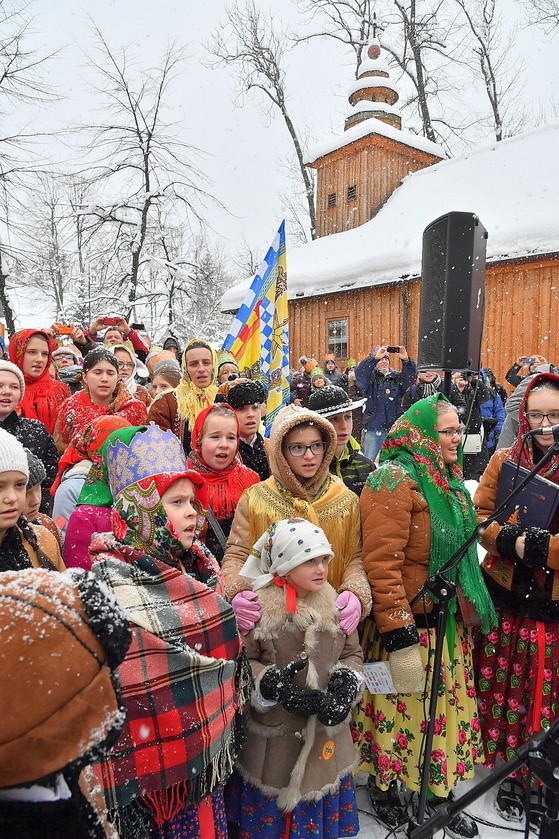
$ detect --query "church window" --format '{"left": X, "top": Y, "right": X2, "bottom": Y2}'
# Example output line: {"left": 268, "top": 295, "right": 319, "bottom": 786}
{"left": 347, "top": 184, "right": 357, "bottom": 201}
{"left": 327, "top": 192, "right": 337, "bottom": 207}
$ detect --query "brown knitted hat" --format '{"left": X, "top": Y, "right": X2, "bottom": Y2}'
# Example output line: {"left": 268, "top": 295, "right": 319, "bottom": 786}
{"left": 0, "top": 568, "right": 130, "bottom": 787}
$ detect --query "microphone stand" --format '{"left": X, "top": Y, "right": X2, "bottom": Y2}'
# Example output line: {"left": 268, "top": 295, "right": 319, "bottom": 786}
{"left": 407, "top": 434, "right": 559, "bottom": 836}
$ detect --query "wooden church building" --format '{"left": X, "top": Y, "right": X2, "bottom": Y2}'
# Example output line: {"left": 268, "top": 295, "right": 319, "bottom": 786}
{"left": 222, "top": 40, "right": 559, "bottom": 386}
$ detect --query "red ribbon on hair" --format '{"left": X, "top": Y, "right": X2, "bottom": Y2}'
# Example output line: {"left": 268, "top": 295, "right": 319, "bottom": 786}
{"left": 273, "top": 574, "right": 298, "bottom": 613}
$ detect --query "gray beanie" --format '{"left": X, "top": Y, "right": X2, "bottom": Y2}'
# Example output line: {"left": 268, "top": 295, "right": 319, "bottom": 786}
{"left": 0, "top": 429, "right": 29, "bottom": 478}
{"left": 0, "top": 360, "right": 25, "bottom": 401}
{"left": 24, "top": 448, "right": 46, "bottom": 489}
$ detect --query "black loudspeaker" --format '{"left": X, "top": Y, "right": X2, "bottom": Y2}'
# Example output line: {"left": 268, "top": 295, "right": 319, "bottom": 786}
{"left": 417, "top": 211, "right": 487, "bottom": 371}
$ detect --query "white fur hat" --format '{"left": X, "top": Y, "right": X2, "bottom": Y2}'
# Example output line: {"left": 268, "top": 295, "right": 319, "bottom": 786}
{"left": 0, "top": 428, "right": 29, "bottom": 478}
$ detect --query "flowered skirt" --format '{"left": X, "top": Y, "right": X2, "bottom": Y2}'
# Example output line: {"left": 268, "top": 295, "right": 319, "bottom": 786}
{"left": 151, "top": 790, "right": 228, "bottom": 839}
{"left": 351, "top": 618, "right": 484, "bottom": 797}
{"left": 474, "top": 607, "right": 559, "bottom": 779}
{"left": 224, "top": 770, "right": 359, "bottom": 838}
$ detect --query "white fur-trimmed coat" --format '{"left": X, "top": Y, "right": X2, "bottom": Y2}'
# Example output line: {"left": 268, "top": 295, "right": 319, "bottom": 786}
{"left": 237, "top": 581, "right": 363, "bottom": 813}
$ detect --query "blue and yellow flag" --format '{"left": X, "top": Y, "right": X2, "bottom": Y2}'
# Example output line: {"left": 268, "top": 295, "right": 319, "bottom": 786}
{"left": 222, "top": 222, "right": 289, "bottom": 431}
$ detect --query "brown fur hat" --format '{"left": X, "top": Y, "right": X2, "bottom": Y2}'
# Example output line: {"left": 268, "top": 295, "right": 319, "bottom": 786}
{"left": 0, "top": 568, "right": 131, "bottom": 787}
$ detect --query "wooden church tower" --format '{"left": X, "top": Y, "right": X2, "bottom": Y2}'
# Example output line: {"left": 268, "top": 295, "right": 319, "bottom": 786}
{"left": 306, "top": 38, "right": 445, "bottom": 238}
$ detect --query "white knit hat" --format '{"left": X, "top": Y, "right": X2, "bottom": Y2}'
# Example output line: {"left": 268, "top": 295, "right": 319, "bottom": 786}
{"left": 0, "top": 360, "right": 25, "bottom": 401}
{"left": 239, "top": 518, "right": 333, "bottom": 591}
{"left": 0, "top": 428, "right": 29, "bottom": 478}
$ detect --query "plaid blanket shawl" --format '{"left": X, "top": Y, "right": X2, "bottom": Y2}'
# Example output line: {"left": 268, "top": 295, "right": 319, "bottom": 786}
{"left": 92, "top": 545, "right": 248, "bottom": 825}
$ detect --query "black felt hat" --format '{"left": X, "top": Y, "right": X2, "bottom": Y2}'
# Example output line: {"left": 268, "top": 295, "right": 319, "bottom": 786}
{"left": 226, "top": 379, "right": 266, "bottom": 408}
{"left": 308, "top": 385, "right": 366, "bottom": 417}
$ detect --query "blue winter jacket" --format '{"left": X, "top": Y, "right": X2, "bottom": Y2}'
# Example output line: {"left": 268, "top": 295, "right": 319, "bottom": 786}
{"left": 479, "top": 369, "right": 506, "bottom": 450}
{"left": 356, "top": 353, "right": 417, "bottom": 432}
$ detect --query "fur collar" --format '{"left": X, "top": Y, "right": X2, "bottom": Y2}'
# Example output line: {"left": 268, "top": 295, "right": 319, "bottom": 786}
{"left": 252, "top": 581, "right": 340, "bottom": 640}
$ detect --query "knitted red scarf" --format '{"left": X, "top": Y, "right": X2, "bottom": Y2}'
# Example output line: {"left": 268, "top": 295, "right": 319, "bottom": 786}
{"left": 187, "top": 405, "right": 260, "bottom": 520}
{"left": 9, "top": 329, "right": 70, "bottom": 434}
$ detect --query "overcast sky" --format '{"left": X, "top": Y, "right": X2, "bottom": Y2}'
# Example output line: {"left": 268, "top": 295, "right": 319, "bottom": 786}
{"left": 15, "top": 0, "right": 559, "bottom": 261}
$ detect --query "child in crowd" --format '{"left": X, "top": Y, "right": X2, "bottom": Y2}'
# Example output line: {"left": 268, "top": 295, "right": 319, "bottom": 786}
{"left": 220, "top": 378, "right": 270, "bottom": 480}
{"left": 222, "top": 405, "right": 371, "bottom": 635}
{"left": 0, "top": 429, "right": 64, "bottom": 572}
{"left": 89, "top": 423, "right": 250, "bottom": 839}
{"left": 187, "top": 403, "right": 260, "bottom": 563}
{"left": 226, "top": 517, "right": 363, "bottom": 839}
{"left": 23, "top": 448, "right": 62, "bottom": 549}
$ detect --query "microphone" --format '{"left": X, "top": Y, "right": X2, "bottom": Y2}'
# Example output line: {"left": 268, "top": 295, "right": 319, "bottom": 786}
{"left": 526, "top": 424, "right": 559, "bottom": 441}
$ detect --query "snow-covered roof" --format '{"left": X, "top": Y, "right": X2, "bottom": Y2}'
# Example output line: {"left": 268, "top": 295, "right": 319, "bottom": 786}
{"left": 305, "top": 114, "right": 445, "bottom": 165}
{"left": 348, "top": 100, "right": 401, "bottom": 117}
{"left": 347, "top": 75, "right": 399, "bottom": 98}
{"left": 222, "top": 121, "right": 559, "bottom": 312}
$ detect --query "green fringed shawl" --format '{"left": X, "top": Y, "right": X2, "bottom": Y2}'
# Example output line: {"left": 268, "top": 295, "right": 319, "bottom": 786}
{"left": 368, "top": 393, "right": 497, "bottom": 634}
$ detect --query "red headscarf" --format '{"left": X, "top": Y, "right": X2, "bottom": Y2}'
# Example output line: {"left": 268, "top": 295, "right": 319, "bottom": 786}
{"left": 9, "top": 329, "right": 70, "bottom": 434}
{"left": 187, "top": 404, "right": 260, "bottom": 520}
{"left": 509, "top": 371, "right": 559, "bottom": 482}
{"left": 50, "top": 415, "right": 132, "bottom": 496}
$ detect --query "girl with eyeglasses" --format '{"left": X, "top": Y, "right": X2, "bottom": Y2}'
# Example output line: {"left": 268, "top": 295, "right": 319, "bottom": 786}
{"left": 474, "top": 372, "right": 559, "bottom": 828}
{"left": 222, "top": 404, "right": 371, "bottom": 640}
{"left": 353, "top": 395, "right": 496, "bottom": 838}
{"left": 111, "top": 343, "right": 152, "bottom": 407}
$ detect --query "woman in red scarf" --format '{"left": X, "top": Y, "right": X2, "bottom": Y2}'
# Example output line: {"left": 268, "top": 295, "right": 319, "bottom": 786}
{"left": 188, "top": 404, "right": 260, "bottom": 564}
{"left": 53, "top": 347, "right": 147, "bottom": 453}
{"left": 9, "top": 329, "right": 70, "bottom": 435}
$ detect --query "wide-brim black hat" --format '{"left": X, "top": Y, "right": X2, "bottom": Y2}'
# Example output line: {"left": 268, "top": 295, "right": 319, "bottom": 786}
{"left": 308, "top": 385, "right": 366, "bottom": 417}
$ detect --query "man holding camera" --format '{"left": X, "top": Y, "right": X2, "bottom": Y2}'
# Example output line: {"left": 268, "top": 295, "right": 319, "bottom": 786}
{"left": 86, "top": 315, "right": 149, "bottom": 362}
{"left": 505, "top": 354, "right": 547, "bottom": 388}
{"left": 356, "top": 345, "right": 417, "bottom": 463}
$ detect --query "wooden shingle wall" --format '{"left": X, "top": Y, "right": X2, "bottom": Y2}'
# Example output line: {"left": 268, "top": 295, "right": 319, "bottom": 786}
{"left": 289, "top": 256, "right": 559, "bottom": 389}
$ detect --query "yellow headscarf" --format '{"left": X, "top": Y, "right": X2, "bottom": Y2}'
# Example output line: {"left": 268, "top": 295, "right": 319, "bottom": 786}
{"left": 174, "top": 338, "right": 218, "bottom": 427}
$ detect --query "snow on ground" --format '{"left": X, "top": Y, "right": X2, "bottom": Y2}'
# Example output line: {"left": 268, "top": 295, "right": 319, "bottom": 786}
{"left": 355, "top": 767, "right": 534, "bottom": 837}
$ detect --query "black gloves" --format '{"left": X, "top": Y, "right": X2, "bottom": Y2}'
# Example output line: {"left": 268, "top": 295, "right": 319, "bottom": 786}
{"left": 523, "top": 527, "right": 551, "bottom": 569}
{"left": 259, "top": 659, "right": 323, "bottom": 718}
{"left": 259, "top": 661, "right": 361, "bottom": 723}
{"left": 496, "top": 523, "right": 523, "bottom": 560}
{"left": 317, "top": 668, "right": 360, "bottom": 727}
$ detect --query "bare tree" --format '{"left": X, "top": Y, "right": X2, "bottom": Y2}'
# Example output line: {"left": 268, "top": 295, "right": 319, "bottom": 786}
{"left": 0, "top": 1, "right": 57, "bottom": 332}
{"left": 453, "top": 0, "right": 524, "bottom": 141}
{"left": 523, "top": 0, "right": 559, "bottom": 30}
{"left": 208, "top": 1, "right": 317, "bottom": 239}
{"left": 296, "top": 0, "right": 375, "bottom": 77}
{"left": 76, "top": 27, "right": 214, "bottom": 317}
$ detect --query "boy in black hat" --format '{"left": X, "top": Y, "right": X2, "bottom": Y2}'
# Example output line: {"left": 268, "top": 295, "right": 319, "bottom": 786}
{"left": 308, "top": 385, "right": 373, "bottom": 496}
{"left": 223, "top": 379, "right": 270, "bottom": 481}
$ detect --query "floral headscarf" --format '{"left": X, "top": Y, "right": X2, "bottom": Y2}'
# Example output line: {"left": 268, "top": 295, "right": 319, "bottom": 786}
{"left": 370, "top": 393, "right": 497, "bottom": 633}
{"left": 509, "top": 372, "right": 559, "bottom": 481}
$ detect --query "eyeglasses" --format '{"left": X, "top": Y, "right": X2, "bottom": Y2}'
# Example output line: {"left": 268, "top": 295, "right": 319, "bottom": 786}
{"left": 118, "top": 362, "right": 135, "bottom": 370}
{"left": 526, "top": 411, "right": 559, "bottom": 425}
{"left": 285, "top": 441, "right": 327, "bottom": 457}
{"left": 437, "top": 424, "right": 466, "bottom": 439}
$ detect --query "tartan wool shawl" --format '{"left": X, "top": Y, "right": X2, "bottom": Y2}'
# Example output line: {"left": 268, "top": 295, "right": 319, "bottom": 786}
{"left": 91, "top": 546, "right": 246, "bottom": 825}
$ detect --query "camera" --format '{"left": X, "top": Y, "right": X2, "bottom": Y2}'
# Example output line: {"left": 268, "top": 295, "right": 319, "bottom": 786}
{"left": 386, "top": 345, "right": 400, "bottom": 354}
{"left": 54, "top": 323, "right": 74, "bottom": 335}
{"left": 103, "top": 317, "right": 120, "bottom": 326}
{"left": 520, "top": 357, "right": 536, "bottom": 364}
